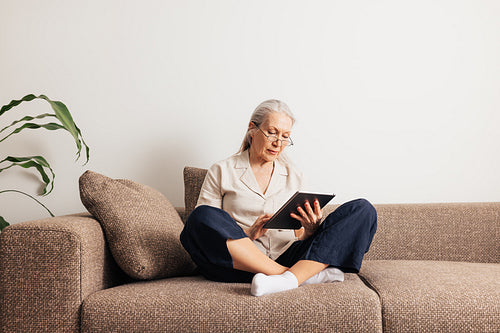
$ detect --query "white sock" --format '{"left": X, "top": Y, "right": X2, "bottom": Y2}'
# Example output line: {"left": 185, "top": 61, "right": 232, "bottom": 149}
{"left": 301, "top": 267, "right": 345, "bottom": 286}
{"left": 251, "top": 271, "right": 298, "bottom": 296}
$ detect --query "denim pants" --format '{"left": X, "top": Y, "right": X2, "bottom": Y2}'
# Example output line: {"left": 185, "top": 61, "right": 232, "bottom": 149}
{"left": 180, "top": 199, "right": 377, "bottom": 283}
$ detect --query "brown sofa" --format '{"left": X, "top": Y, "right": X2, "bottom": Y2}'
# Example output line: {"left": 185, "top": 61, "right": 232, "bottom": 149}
{"left": 0, "top": 167, "right": 499, "bottom": 332}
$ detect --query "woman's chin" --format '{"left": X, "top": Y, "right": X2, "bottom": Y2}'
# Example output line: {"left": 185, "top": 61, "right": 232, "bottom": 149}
{"left": 266, "top": 153, "right": 280, "bottom": 162}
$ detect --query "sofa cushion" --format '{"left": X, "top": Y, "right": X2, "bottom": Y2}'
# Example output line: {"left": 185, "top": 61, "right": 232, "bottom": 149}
{"left": 79, "top": 170, "right": 196, "bottom": 280}
{"left": 359, "top": 260, "right": 500, "bottom": 333}
{"left": 81, "top": 274, "right": 382, "bottom": 333}
{"left": 183, "top": 166, "right": 208, "bottom": 220}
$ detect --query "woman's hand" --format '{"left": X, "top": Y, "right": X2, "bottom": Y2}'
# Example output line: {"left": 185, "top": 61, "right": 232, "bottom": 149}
{"left": 290, "top": 199, "right": 323, "bottom": 240}
{"left": 245, "top": 214, "right": 272, "bottom": 240}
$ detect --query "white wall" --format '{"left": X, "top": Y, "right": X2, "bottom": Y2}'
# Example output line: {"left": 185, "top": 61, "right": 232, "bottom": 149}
{"left": 1, "top": 0, "right": 499, "bottom": 224}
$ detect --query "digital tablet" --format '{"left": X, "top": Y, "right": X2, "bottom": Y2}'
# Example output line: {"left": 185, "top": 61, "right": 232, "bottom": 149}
{"left": 263, "top": 191, "right": 335, "bottom": 229}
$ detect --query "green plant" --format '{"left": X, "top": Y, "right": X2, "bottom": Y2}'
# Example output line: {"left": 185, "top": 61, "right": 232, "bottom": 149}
{"left": 0, "top": 94, "right": 89, "bottom": 230}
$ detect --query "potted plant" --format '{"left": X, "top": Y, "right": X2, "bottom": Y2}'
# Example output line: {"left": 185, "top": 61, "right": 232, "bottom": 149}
{"left": 0, "top": 94, "right": 90, "bottom": 230}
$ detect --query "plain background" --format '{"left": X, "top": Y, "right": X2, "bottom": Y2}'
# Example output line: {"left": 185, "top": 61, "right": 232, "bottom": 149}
{"left": 1, "top": 0, "right": 499, "bottom": 224}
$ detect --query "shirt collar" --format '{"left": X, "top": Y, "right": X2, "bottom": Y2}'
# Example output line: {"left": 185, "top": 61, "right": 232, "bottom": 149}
{"left": 235, "top": 150, "right": 288, "bottom": 174}
{"left": 235, "top": 150, "right": 289, "bottom": 198}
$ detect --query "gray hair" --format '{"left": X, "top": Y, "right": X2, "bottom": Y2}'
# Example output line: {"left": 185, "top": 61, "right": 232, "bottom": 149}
{"left": 238, "top": 99, "right": 296, "bottom": 160}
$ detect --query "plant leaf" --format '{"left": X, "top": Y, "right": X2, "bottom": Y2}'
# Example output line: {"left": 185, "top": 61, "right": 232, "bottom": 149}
{"left": 0, "top": 94, "right": 37, "bottom": 116}
{"left": 0, "top": 189, "right": 55, "bottom": 218}
{"left": 0, "top": 113, "right": 57, "bottom": 135}
{"left": 38, "top": 95, "right": 90, "bottom": 164}
{"left": 0, "top": 216, "right": 9, "bottom": 231}
{"left": 0, "top": 94, "right": 90, "bottom": 164}
{"left": 0, "top": 156, "right": 55, "bottom": 195}
{"left": 74, "top": 124, "right": 90, "bottom": 164}
{"left": 0, "top": 122, "right": 65, "bottom": 143}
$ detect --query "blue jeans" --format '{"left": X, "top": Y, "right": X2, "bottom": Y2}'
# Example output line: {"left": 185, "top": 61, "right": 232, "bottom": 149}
{"left": 180, "top": 199, "right": 377, "bottom": 283}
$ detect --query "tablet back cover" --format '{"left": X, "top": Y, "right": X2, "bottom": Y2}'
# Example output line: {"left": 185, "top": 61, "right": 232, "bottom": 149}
{"left": 264, "top": 191, "right": 335, "bottom": 229}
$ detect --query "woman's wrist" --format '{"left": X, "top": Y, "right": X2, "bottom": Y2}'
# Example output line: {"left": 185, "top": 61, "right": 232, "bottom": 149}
{"left": 245, "top": 228, "right": 259, "bottom": 240}
{"left": 300, "top": 227, "right": 317, "bottom": 240}
{"left": 244, "top": 228, "right": 252, "bottom": 239}
{"left": 297, "top": 229, "right": 309, "bottom": 240}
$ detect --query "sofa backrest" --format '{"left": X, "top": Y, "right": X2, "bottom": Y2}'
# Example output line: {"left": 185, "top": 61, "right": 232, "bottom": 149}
{"left": 183, "top": 167, "right": 500, "bottom": 264}
{"left": 183, "top": 166, "right": 208, "bottom": 221}
{"left": 325, "top": 203, "right": 499, "bottom": 263}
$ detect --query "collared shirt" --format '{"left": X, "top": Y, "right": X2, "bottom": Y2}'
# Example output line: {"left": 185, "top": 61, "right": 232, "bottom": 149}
{"left": 196, "top": 150, "right": 304, "bottom": 260}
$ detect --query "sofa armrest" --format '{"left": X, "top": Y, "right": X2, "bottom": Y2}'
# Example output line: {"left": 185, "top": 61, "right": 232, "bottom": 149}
{"left": 0, "top": 213, "right": 125, "bottom": 333}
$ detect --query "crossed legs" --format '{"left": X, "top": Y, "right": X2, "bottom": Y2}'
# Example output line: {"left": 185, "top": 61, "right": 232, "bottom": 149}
{"left": 227, "top": 238, "right": 330, "bottom": 296}
{"left": 227, "top": 238, "right": 327, "bottom": 284}
{"left": 181, "top": 201, "right": 376, "bottom": 296}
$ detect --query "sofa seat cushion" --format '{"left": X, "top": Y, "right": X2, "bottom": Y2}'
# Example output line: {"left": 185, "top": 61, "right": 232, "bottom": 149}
{"left": 81, "top": 274, "right": 382, "bottom": 333}
{"left": 359, "top": 260, "right": 500, "bottom": 333}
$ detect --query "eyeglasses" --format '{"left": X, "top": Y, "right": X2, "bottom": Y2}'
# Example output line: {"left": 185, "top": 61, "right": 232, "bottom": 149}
{"left": 252, "top": 121, "right": 294, "bottom": 146}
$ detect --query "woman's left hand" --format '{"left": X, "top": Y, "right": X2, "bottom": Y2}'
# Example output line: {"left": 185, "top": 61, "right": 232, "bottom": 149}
{"left": 290, "top": 199, "right": 323, "bottom": 240}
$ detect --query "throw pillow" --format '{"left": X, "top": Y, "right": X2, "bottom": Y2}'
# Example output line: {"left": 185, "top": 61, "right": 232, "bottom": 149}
{"left": 183, "top": 166, "right": 208, "bottom": 220}
{"left": 79, "top": 170, "right": 196, "bottom": 280}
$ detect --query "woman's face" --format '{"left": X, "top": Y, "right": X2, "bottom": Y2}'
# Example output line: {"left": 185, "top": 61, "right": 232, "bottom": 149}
{"left": 250, "top": 112, "right": 293, "bottom": 164}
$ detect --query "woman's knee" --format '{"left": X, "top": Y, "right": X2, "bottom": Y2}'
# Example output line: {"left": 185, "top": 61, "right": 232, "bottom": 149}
{"left": 324, "top": 198, "right": 377, "bottom": 229}
{"left": 351, "top": 198, "right": 377, "bottom": 218}
{"left": 185, "top": 205, "right": 242, "bottom": 239}
{"left": 187, "top": 205, "right": 224, "bottom": 226}
{"left": 350, "top": 199, "right": 377, "bottom": 238}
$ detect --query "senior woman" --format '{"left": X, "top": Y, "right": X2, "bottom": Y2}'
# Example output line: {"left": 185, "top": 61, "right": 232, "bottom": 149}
{"left": 180, "top": 99, "right": 377, "bottom": 296}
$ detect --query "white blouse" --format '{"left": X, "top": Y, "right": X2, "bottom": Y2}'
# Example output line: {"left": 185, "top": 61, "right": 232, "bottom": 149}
{"left": 196, "top": 150, "right": 304, "bottom": 260}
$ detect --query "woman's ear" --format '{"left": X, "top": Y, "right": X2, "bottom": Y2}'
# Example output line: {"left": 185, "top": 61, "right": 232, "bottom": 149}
{"left": 248, "top": 121, "right": 255, "bottom": 137}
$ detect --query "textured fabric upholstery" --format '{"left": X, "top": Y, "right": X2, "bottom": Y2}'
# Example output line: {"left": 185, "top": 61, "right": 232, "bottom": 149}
{"left": 1, "top": 166, "right": 498, "bottom": 332}
{"left": 81, "top": 274, "right": 382, "bottom": 333}
{"left": 0, "top": 213, "right": 124, "bottom": 333}
{"left": 324, "top": 202, "right": 499, "bottom": 263}
{"left": 359, "top": 260, "right": 500, "bottom": 333}
{"left": 183, "top": 166, "right": 208, "bottom": 221}
{"left": 80, "top": 170, "right": 196, "bottom": 280}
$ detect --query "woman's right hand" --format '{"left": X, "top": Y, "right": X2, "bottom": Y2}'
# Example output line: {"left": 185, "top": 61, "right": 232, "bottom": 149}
{"left": 245, "top": 214, "right": 272, "bottom": 240}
